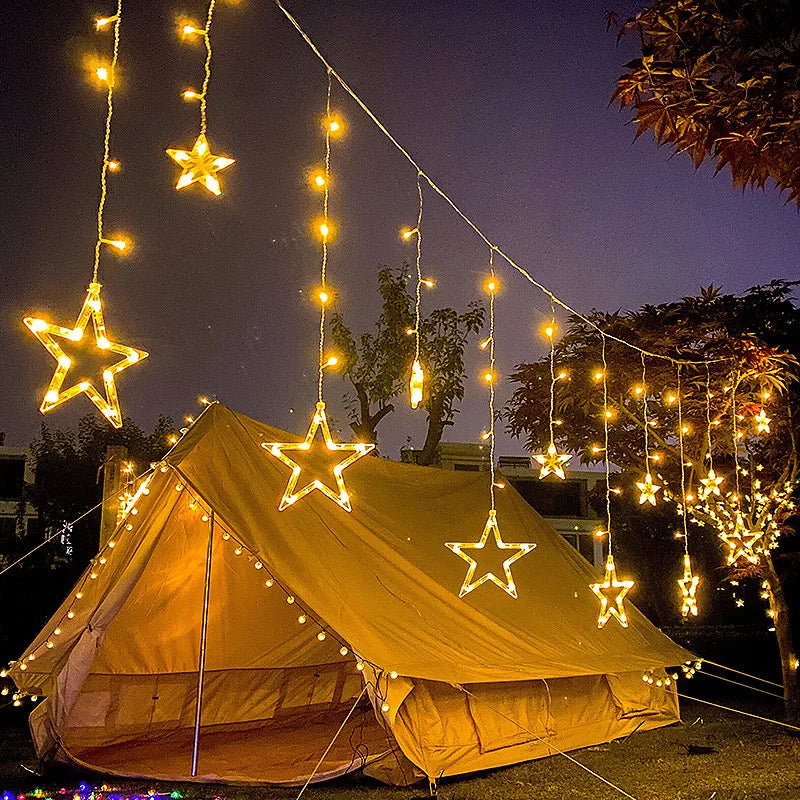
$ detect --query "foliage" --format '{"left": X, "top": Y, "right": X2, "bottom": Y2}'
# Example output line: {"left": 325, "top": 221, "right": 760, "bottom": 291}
{"left": 330, "top": 267, "right": 485, "bottom": 458}
{"left": 0, "top": 414, "right": 175, "bottom": 657}
{"left": 610, "top": 0, "right": 800, "bottom": 203}
{"left": 330, "top": 268, "right": 416, "bottom": 443}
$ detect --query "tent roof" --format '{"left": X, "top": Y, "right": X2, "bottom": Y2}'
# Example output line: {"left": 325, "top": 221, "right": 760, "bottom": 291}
{"left": 158, "top": 403, "right": 690, "bottom": 683}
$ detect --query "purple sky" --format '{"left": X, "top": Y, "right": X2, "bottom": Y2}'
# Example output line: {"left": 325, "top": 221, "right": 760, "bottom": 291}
{"left": 1, "top": 0, "right": 798, "bottom": 456}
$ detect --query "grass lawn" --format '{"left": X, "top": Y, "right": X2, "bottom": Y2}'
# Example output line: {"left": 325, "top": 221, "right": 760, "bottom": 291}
{"left": 2, "top": 696, "right": 799, "bottom": 800}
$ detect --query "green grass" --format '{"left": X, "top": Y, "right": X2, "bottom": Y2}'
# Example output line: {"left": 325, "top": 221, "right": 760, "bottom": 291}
{"left": 3, "top": 698, "right": 800, "bottom": 800}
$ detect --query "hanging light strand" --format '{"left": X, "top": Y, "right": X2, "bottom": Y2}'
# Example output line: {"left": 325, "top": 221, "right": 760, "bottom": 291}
{"left": 272, "top": 0, "right": 729, "bottom": 368}
{"left": 487, "top": 248, "right": 497, "bottom": 512}
{"left": 635, "top": 353, "right": 660, "bottom": 505}
{"left": 732, "top": 375, "right": 742, "bottom": 502}
{"left": 602, "top": 336, "right": 612, "bottom": 549}
{"left": 676, "top": 368, "right": 690, "bottom": 546}
{"left": 677, "top": 367, "right": 699, "bottom": 616}
{"left": 199, "top": 0, "right": 216, "bottom": 136}
{"left": 408, "top": 172, "right": 425, "bottom": 409}
{"left": 548, "top": 303, "right": 557, "bottom": 447}
{"left": 705, "top": 364, "right": 715, "bottom": 472}
{"left": 317, "top": 68, "right": 333, "bottom": 403}
{"left": 92, "top": 0, "right": 123, "bottom": 284}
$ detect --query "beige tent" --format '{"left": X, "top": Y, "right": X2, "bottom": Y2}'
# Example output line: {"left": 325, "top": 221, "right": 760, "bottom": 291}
{"left": 11, "top": 403, "right": 690, "bottom": 786}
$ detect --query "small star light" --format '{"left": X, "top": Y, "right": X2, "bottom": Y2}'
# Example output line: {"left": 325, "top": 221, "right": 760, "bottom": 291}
{"left": 678, "top": 554, "right": 699, "bottom": 617}
{"left": 754, "top": 409, "right": 771, "bottom": 434}
{"left": 699, "top": 468, "right": 724, "bottom": 499}
{"left": 23, "top": 283, "right": 148, "bottom": 428}
{"left": 590, "top": 554, "right": 635, "bottom": 629}
{"left": 409, "top": 359, "right": 424, "bottom": 409}
{"left": 533, "top": 442, "right": 572, "bottom": 480}
{"left": 635, "top": 472, "right": 661, "bottom": 506}
{"left": 261, "top": 401, "right": 374, "bottom": 512}
{"left": 166, "top": 133, "right": 235, "bottom": 196}
{"left": 445, "top": 510, "right": 536, "bottom": 598}
{"left": 723, "top": 521, "right": 763, "bottom": 566}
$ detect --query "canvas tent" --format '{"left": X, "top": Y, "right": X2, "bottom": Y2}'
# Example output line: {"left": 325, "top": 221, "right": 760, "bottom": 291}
{"left": 10, "top": 403, "right": 691, "bottom": 786}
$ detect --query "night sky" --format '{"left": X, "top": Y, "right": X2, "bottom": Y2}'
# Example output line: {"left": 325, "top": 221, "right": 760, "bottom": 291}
{"left": 1, "top": 0, "right": 798, "bottom": 456}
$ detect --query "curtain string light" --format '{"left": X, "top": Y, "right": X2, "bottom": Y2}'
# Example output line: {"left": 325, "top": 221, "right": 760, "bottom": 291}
{"left": 271, "top": 0, "right": 729, "bottom": 369}
{"left": 635, "top": 354, "right": 660, "bottom": 505}
{"left": 445, "top": 256, "right": 536, "bottom": 599}
{"left": 167, "top": 0, "right": 235, "bottom": 195}
{"left": 676, "top": 367, "right": 699, "bottom": 616}
{"left": 23, "top": 0, "right": 148, "bottom": 428}
{"left": 318, "top": 68, "right": 333, "bottom": 404}
{"left": 261, "top": 67, "right": 374, "bottom": 512}
{"left": 533, "top": 302, "right": 571, "bottom": 479}
{"left": 699, "top": 363, "right": 724, "bottom": 498}
{"left": 590, "top": 335, "right": 634, "bottom": 628}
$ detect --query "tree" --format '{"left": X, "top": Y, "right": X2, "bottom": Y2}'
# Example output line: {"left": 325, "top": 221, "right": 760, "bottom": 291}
{"left": 505, "top": 282, "right": 800, "bottom": 716}
{"left": 610, "top": 0, "right": 800, "bottom": 204}
{"left": 330, "top": 268, "right": 416, "bottom": 444}
{"left": 0, "top": 414, "right": 176, "bottom": 656}
{"left": 330, "top": 267, "right": 485, "bottom": 460}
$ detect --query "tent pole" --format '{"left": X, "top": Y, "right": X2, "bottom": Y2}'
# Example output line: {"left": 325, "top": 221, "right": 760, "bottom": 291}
{"left": 191, "top": 510, "right": 215, "bottom": 777}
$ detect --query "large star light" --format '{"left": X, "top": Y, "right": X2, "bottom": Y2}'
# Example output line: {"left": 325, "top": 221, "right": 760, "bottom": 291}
{"left": 261, "top": 402, "right": 374, "bottom": 512}
{"left": 446, "top": 510, "right": 536, "bottom": 599}
{"left": 722, "top": 520, "right": 763, "bottom": 566}
{"left": 23, "top": 283, "right": 148, "bottom": 428}
{"left": 533, "top": 442, "right": 572, "bottom": 480}
{"left": 166, "top": 133, "right": 235, "bottom": 196}
{"left": 590, "top": 555, "right": 635, "bottom": 629}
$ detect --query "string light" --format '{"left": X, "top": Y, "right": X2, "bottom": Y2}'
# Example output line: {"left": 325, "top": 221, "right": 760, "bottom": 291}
{"left": 699, "top": 365, "right": 724, "bottom": 500}
{"left": 167, "top": 0, "right": 235, "bottom": 195}
{"left": 446, "top": 250, "right": 536, "bottom": 599}
{"left": 635, "top": 354, "right": 660, "bottom": 505}
{"left": 675, "top": 367, "right": 699, "bottom": 617}
{"left": 533, "top": 306, "right": 572, "bottom": 480}
{"left": 406, "top": 172, "right": 426, "bottom": 409}
{"left": 754, "top": 409, "right": 771, "bottom": 434}
{"left": 24, "top": 2, "right": 147, "bottom": 427}
{"left": 589, "top": 335, "right": 634, "bottom": 628}
{"left": 261, "top": 71, "right": 375, "bottom": 512}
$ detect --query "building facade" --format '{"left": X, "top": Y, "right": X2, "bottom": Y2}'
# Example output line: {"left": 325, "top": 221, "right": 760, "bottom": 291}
{"left": 0, "top": 447, "right": 38, "bottom": 544}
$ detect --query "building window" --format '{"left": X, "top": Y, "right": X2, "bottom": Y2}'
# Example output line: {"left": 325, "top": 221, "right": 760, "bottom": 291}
{"left": 0, "top": 516, "right": 19, "bottom": 539}
{"left": 0, "top": 457, "right": 25, "bottom": 500}
{"left": 509, "top": 478, "right": 587, "bottom": 518}
{"left": 453, "top": 463, "right": 481, "bottom": 472}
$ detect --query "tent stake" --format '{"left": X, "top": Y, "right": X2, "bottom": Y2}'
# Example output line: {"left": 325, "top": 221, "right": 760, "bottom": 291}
{"left": 191, "top": 510, "right": 215, "bottom": 777}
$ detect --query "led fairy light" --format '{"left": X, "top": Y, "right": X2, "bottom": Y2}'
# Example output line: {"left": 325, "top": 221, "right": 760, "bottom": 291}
{"left": 699, "top": 364, "right": 724, "bottom": 499}
{"left": 635, "top": 354, "right": 660, "bottom": 505}
{"left": 590, "top": 335, "right": 634, "bottom": 628}
{"left": 167, "top": 0, "right": 235, "bottom": 195}
{"left": 262, "top": 70, "right": 374, "bottom": 512}
{"left": 404, "top": 172, "right": 426, "bottom": 409}
{"left": 23, "top": 0, "right": 148, "bottom": 428}
{"left": 446, "top": 252, "right": 536, "bottom": 599}
{"left": 675, "top": 367, "right": 699, "bottom": 616}
{"left": 533, "top": 303, "right": 572, "bottom": 480}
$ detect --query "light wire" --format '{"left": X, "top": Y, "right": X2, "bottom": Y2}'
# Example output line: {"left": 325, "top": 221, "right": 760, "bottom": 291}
{"left": 676, "top": 367, "right": 690, "bottom": 554}
{"left": 601, "top": 335, "right": 612, "bottom": 552}
{"left": 488, "top": 248, "right": 496, "bottom": 512}
{"left": 199, "top": 0, "right": 217, "bottom": 136}
{"left": 548, "top": 300, "right": 557, "bottom": 447}
{"left": 413, "top": 172, "right": 424, "bottom": 367}
{"left": 271, "top": 0, "right": 728, "bottom": 367}
{"left": 318, "top": 69, "right": 332, "bottom": 403}
{"left": 92, "top": 0, "right": 123, "bottom": 284}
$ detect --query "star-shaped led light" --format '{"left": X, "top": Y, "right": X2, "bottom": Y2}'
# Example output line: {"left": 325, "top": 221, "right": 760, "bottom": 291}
{"left": 590, "top": 554, "right": 635, "bottom": 629}
{"left": 261, "top": 401, "right": 374, "bottom": 512}
{"left": 166, "top": 133, "right": 235, "bottom": 196}
{"left": 699, "top": 468, "right": 724, "bottom": 499}
{"left": 722, "top": 521, "right": 763, "bottom": 566}
{"left": 678, "top": 553, "right": 699, "bottom": 617}
{"left": 445, "top": 510, "right": 536, "bottom": 598}
{"left": 635, "top": 472, "right": 661, "bottom": 506}
{"left": 754, "top": 409, "right": 771, "bottom": 434}
{"left": 23, "top": 283, "right": 148, "bottom": 428}
{"left": 533, "top": 442, "right": 572, "bottom": 480}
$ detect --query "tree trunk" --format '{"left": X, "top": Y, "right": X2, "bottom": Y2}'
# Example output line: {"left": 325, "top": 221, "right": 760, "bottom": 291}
{"left": 762, "top": 553, "right": 800, "bottom": 722}
{"left": 417, "top": 396, "right": 446, "bottom": 466}
{"left": 350, "top": 404, "right": 395, "bottom": 445}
